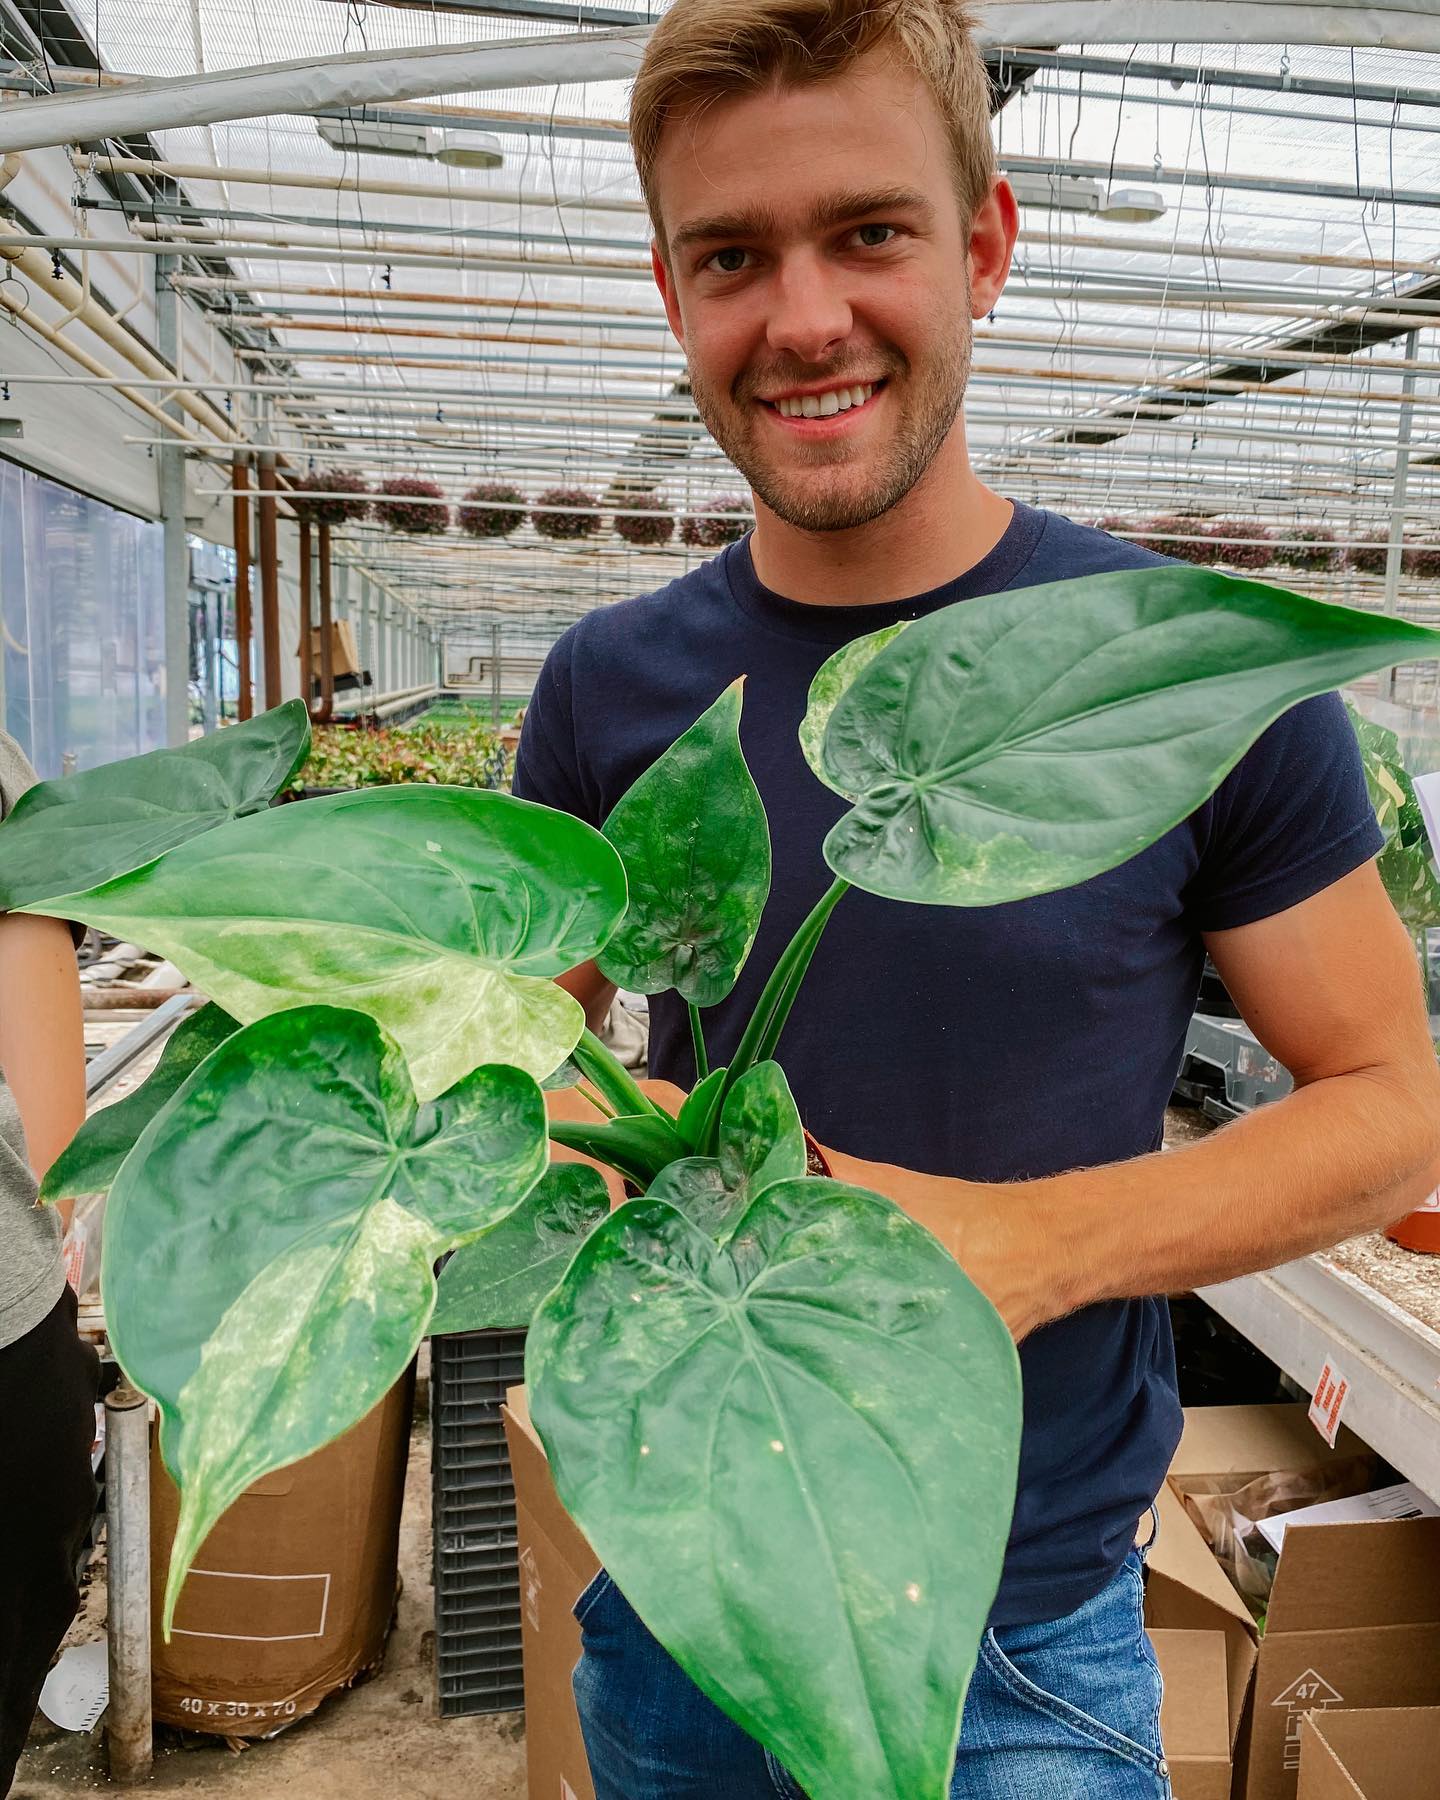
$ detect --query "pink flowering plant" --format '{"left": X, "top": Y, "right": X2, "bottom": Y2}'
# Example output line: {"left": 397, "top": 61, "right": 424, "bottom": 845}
{"left": 374, "top": 476, "right": 450, "bottom": 536}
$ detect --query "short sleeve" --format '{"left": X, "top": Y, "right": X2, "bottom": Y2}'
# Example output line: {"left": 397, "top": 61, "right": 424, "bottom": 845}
{"left": 1188, "top": 691, "right": 1383, "bottom": 932}
{"left": 511, "top": 631, "right": 594, "bottom": 825}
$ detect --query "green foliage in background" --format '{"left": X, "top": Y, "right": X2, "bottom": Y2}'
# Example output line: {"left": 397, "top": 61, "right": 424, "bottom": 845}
{"left": 285, "top": 720, "right": 512, "bottom": 794}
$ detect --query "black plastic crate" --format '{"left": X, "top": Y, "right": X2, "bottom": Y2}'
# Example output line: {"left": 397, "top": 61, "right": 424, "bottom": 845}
{"left": 431, "top": 1326, "right": 528, "bottom": 1716}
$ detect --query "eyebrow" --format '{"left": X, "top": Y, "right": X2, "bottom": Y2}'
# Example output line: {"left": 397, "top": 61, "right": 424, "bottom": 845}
{"left": 669, "top": 186, "right": 934, "bottom": 255}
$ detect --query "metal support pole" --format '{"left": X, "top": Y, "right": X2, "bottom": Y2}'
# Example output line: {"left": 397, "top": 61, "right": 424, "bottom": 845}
{"left": 298, "top": 519, "right": 313, "bottom": 713}
{"left": 318, "top": 523, "right": 335, "bottom": 721}
{"left": 490, "top": 622, "right": 501, "bottom": 730}
{"left": 357, "top": 574, "right": 373, "bottom": 707}
{"left": 258, "top": 451, "right": 281, "bottom": 708}
{"left": 1380, "top": 330, "right": 1420, "bottom": 704}
{"left": 104, "top": 1385, "right": 152, "bottom": 1786}
{"left": 232, "top": 454, "right": 253, "bottom": 720}
{"left": 154, "top": 257, "right": 190, "bottom": 747}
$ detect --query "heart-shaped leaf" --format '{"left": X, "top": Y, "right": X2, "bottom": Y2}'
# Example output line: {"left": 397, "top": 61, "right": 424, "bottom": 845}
{"left": 799, "top": 622, "right": 910, "bottom": 798}
{"left": 649, "top": 1062, "right": 808, "bottom": 1235}
{"left": 28, "top": 786, "right": 626, "bottom": 1100}
{"left": 430, "top": 1163, "right": 609, "bottom": 1334}
{"left": 102, "top": 1004, "right": 547, "bottom": 1629}
{"left": 529, "top": 1179, "right": 1021, "bottom": 1800}
{"left": 0, "top": 701, "right": 310, "bottom": 911}
{"left": 820, "top": 567, "right": 1440, "bottom": 906}
{"left": 598, "top": 681, "right": 770, "bottom": 1005}
{"left": 40, "top": 1003, "right": 239, "bottom": 1207}
{"left": 1346, "top": 701, "right": 1440, "bottom": 928}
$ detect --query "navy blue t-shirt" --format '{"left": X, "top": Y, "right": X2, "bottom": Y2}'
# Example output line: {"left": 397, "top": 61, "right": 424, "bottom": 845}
{"left": 514, "top": 501, "right": 1382, "bottom": 1627}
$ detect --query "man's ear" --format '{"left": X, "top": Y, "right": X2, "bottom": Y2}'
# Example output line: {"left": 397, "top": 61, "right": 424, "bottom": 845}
{"left": 968, "top": 176, "right": 1018, "bottom": 318}
{"left": 652, "top": 240, "right": 687, "bottom": 348}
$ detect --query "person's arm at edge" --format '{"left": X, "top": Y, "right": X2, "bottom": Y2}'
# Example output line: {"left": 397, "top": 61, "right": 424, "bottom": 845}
{"left": 558, "top": 960, "right": 618, "bottom": 1037}
{"left": 825, "top": 863, "right": 1440, "bottom": 1339}
{"left": 0, "top": 911, "right": 86, "bottom": 1232}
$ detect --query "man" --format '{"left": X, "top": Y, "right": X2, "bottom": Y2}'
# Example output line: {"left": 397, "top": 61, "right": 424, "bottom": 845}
{"left": 0, "top": 730, "right": 98, "bottom": 1797}
{"left": 514, "top": 1, "right": 1440, "bottom": 1792}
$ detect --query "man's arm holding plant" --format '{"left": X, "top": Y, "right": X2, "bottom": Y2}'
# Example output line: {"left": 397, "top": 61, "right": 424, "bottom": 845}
{"left": 827, "top": 863, "right": 1440, "bottom": 1340}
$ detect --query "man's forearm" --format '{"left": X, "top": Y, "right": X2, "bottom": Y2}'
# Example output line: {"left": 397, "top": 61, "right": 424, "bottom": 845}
{"left": 1017, "top": 1064, "right": 1440, "bottom": 1331}
{"left": 826, "top": 1060, "right": 1440, "bottom": 1340}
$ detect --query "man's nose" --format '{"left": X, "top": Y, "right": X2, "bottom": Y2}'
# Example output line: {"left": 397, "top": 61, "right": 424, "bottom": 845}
{"left": 765, "top": 253, "right": 853, "bottom": 364}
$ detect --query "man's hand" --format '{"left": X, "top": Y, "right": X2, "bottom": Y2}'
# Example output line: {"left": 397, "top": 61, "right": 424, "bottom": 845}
{"left": 820, "top": 1144, "right": 1059, "bottom": 1340}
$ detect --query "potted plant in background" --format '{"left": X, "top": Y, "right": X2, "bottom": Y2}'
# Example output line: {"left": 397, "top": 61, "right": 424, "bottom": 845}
{"left": 532, "top": 486, "right": 600, "bottom": 541}
{"left": 288, "top": 468, "right": 372, "bottom": 528}
{"left": 681, "top": 492, "right": 752, "bottom": 548}
{"left": 458, "top": 481, "right": 526, "bottom": 539}
{"left": 612, "top": 491, "right": 675, "bottom": 547}
{"left": 374, "top": 475, "right": 450, "bottom": 535}
{"left": 7, "top": 568, "right": 1439, "bottom": 1799}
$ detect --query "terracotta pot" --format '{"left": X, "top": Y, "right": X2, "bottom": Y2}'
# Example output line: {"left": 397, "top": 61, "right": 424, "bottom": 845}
{"left": 1385, "top": 1186, "right": 1440, "bottom": 1254}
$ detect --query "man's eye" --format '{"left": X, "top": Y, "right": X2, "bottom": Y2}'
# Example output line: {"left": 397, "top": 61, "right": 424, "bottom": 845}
{"left": 707, "top": 247, "right": 752, "bottom": 274}
{"left": 852, "top": 224, "right": 897, "bottom": 248}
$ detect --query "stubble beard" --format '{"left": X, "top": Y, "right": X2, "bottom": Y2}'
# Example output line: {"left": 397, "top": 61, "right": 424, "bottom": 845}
{"left": 688, "top": 317, "right": 974, "bottom": 534}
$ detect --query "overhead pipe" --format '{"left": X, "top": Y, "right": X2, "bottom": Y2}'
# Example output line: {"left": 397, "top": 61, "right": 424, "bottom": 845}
{"left": 0, "top": 27, "right": 653, "bottom": 154}
{"left": 0, "top": 241, "right": 239, "bottom": 442}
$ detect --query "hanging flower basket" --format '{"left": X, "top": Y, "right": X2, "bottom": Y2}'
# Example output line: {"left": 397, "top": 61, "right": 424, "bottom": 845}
{"left": 1202, "top": 520, "right": 1275, "bottom": 572}
{"left": 374, "top": 476, "right": 450, "bottom": 535}
{"left": 1346, "top": 530, "right": 1392, "bottom": 577}
{"left": 1138, "top": 516, "right": 1213, "bottom": 564}
{"left": 458, "top": 483, "right": 526, "bottom": 539}
{"left": 533, "top": 488, "right": 600, "bottom": 541}
{"left": 613, "top": 493, "right": 675, "bottom": 547}
{"left": 1405, "top": 542, "right": 1440, "bottom": 582}
{"left": 681, "top": 493, "right": 753, "bottom": 549}
{"left": 288, "top": 469, "right": 372, "bottom": 528}
{"left": 1277, "top": 525, "right": 1341, "bottom": 574}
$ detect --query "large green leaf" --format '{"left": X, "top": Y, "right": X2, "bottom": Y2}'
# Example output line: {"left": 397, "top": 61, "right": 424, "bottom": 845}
{"left": 27, "top": 786, "right": 626, "bottom": 1100}
{"left": 1346, "top": 701, "right": 1440, "bottom": 928}
{"left": 598, "top": 680, "right": 770, "bottom": 1005}
{"left": 39, "top": 1004, "right": 239, "bottom": 1207}
{"left": 0, "top": 701, "right": 310, "bottom": 911}
{"left": 529, "top": 1179, "right": 1021, "bottom": 1800}
{"left": 820, "top": 567, "right": 1440, "bottom": 906}
{"left": 649, "top": 1062, "right": 807, "bottom": 1236}
{"left": 799, "top": 622, "right": 910, "bottom": 798}
{"left": 103, "top": 1005, "right": 547, "bottom": 1631}
{"left": 430, "top": 1162, "right": 609, "bottom": 1334}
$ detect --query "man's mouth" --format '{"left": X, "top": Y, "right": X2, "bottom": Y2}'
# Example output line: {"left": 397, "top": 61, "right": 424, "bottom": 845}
{"left": 760, "top": 380, "right": 884, "bottom": 420}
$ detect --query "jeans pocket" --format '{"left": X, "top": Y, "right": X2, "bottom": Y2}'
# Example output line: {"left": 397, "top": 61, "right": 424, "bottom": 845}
{"left": 573, "top": 1567, "right": 616, "bottom": 1628}
{"left": 980, "top": 1627, "right": 1167, "bottom": 1777}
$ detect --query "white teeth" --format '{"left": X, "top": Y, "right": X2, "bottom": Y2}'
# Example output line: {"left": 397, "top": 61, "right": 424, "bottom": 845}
{"left": 775, "top": 382, "right": 875, "bottom": 418}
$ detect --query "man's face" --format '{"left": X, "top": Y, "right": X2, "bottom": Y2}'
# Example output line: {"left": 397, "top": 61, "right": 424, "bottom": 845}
{"left": 649, "top": 53, "right": 998, "bottom": 532}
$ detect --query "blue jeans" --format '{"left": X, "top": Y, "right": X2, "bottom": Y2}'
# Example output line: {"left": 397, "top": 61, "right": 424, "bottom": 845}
{"left": 571, "top": 1548, "right": 1171, "bottom": 1799}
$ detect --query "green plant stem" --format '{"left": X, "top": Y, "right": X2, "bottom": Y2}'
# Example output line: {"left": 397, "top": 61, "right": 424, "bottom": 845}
{"left": 689, "top": 1002, "right": 710, "bottom": 1082}
{"left": 572, "top": 1028, "right": 664, "bottom": 1118}
{"left": 577, "top": 1080, "right": 616, "bottom": 1119}
{"left": 717, "top": 876, "right": 851, "bottom": 1133}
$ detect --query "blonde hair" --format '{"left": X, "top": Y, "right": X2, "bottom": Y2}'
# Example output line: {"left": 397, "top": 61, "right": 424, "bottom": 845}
{"left": 629, "top": 0, "right": 997, "bottom": 243}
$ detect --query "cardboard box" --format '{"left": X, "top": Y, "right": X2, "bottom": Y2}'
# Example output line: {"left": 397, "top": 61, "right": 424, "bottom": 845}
{"left": 1147, "top": 1481, "right": 1260, "bottom": 1800}
{"left": 148, "top": 1372, "right": 412, "bottom": 1737}
{"left": 1298, "top": 1707, "right": 1440, "bottom": 1799}
{"left": 305, "top": 619, "right": 362, "bottom": 680}
{"left": 503, "top": 1386, "right": 599, "bottom": 1800}
{"left": 1159, "top": 1405, "right": 1440, "bottom": 1800}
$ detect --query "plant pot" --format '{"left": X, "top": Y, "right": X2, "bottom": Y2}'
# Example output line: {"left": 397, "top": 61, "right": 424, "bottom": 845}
{"left": 148, "top": 1369, "right": 414, "bottom": 1737}
{"left": 1385, "top": 1187, "right": 1440, "bottom": 1253}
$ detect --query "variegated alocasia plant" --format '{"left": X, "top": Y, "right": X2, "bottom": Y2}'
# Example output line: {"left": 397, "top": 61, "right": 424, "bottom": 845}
{"left": 7, "top": 568, "right": 1440, "bottom": 1800}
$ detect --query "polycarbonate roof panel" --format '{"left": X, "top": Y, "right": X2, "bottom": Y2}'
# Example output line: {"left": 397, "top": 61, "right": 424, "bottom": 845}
{"left": 45, "top": 3, "right": 1440, "bottom": 627}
